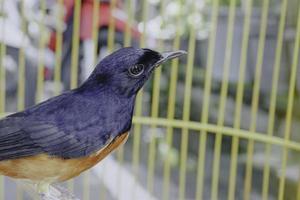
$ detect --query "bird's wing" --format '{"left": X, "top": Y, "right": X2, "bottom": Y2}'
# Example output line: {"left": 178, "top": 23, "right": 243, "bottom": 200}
{"left": 0, "top": 117, "right": 41, "bottom": 160}
{"left": 0, "top": 117, "right": 112, "bottom": 161}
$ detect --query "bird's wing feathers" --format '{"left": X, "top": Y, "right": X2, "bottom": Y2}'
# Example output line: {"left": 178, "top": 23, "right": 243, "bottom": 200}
{"left": 0, "top": 117, "right": 40, "bottom": 160}
{"left": 0, "top": 117, "right": 112, "bottom": 161}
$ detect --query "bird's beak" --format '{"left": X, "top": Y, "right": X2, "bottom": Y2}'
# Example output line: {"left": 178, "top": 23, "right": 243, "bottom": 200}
{"left": 154, "top": 50, "right": 187, "bottom": 68}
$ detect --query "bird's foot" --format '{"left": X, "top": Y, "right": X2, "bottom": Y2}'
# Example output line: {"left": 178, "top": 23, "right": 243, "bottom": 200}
{"left": 37, "top": 182, "right": 50, "bottom": 195}
{"left": 39, "top": 184, "right": 79, "bottom": 200}
{"left": 38, "top": 185, "right": 62, "bottom": 200}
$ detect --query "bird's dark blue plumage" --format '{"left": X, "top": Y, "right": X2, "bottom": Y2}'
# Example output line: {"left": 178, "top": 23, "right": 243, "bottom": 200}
{"left": 0, "top": 47, "right": 185, "bottom": 161}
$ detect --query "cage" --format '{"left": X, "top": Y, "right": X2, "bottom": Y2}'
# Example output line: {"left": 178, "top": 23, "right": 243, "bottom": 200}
{"left": 0, "top": 0, "right": 300, "bottom": 199}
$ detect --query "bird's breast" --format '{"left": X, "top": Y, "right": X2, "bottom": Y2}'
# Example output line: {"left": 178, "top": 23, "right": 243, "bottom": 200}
{"left": 0, "top": 132, "right": 129, "bottom": 182}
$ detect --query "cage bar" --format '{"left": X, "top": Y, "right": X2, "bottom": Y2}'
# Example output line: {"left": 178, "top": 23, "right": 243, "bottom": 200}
{"left": 195, "top": 0, "right": 220, "bottom": 199}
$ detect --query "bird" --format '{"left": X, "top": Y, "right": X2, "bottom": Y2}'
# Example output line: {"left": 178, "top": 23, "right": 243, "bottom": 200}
{"left": 0, "top": 47, "right": 186, "bottom": 196}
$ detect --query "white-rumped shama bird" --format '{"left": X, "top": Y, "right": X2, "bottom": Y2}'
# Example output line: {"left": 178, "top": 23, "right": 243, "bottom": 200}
{"left": 0, "top": 47, "right": 186, "bottom": 195}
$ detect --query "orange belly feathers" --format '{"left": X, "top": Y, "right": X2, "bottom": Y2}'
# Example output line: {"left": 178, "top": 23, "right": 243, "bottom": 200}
{"left": 0, "top": 132, "right": 129, "bottom": 182}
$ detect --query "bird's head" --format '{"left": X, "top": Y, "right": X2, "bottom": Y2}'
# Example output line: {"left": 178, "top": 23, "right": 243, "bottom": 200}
{"left": 83, "top": 47, "right": 186, "bottom": 97}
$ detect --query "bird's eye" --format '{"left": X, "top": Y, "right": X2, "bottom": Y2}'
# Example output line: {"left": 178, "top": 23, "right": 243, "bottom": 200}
{"left": 128, "top": 64, "right": 145, "bottom": 77}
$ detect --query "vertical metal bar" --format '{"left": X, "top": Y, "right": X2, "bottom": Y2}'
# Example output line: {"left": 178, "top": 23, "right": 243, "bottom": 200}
{"left": 131, "top": 117, "right": 141, "bottom": 199}
{"left": 99, "top": 164, "right": 107, "bottom": 200}
{"left": 211, "top": 0, "right": 237, "bottom": 199}
{"left": 107, "top": 0, "right": 117, "bottom": 53}
{"left": 15, "top": 3, "right": 26, "bottom": 198}
{"left": 18, "top": 0, "right": 26, "bottom": 111}
{"left": 70, "top": 0, "right": 81, "bottom": 89}
{"left": 35, "top": 0, "right": 46, "bottom": 103}
{"left": 92, "top": 0, "right": 100, "bottom": 65}
{"left": 228, "top": 0, "right": 252, "bottom": 199}
{"left": 116, "top": 0, "right": 133, "bottom": 198}
{"left": 124, "top": 0, "right": 133, "bottom": 47}
{"left": 16, "top": 183, "right": 23, "bottom": 200}
{"left": 0, "top": 0, "right": 5, "bottom": 198}
{"left": 68, "top": 0, "right": 82, "bottom": 192}
{"left": 261, "top": 0, "right": 288, "bottom": 198}
{"left": 178, "top": 6, "right": 196, "bottom": 200}
{"left": 132, "top": 0, "right": 148, "bottom": 198}
{"left": 115, "top": 2, "right": 134, "bottom": 199}
{"left": 243, "top": 0, "right": 270, "bottom": 199}
{"left": 195, "top": 0, "right": 220, "bottom": 199}
{"left": 139, "top": 0, "right": 148, "bottom": 48}
{"left": 54, "top": 0, "right": 64, "bottom": 95}
{"left": 278, "top": 4, "right": 300, "bottom": 199}
{"left": 0, "top": 0, "right": 6, "bottom": 114}
{"left": 83, "top": 1, "right": 100, "bottom": 199}
{"left": 100, "top": 0, "right": 118, "bottom": 198}
{"left": 0, "top": 176, "right": 3, "bottom": 200}
{"left": 297, "top": 163, "right": 300, "bottom": 200}
{"left": 162, "top": 1, "right": 183, "bottom": 199}
{"left": 146, "top": 0, "right": 165, "bottom": 194}
{"left": 116, "top": 146, "right": 125, "bottom": 200}
{"left": 83, "top": 172, "right": 90, "bottom": 200}
{"left": 67, "top": 179, "right": 74, "bottom": 193}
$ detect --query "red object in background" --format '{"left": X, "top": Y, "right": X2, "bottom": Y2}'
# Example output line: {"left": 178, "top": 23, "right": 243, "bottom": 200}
{"left": 49, "top": 0, "right": 140, "bottom": 51}
{"left": 43, "top": 66, "right": 52, "bottom": 80}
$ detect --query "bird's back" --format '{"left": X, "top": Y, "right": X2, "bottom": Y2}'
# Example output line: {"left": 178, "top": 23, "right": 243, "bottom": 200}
{"left": 0, "top": 89, "right": 134, "bottom": 161}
